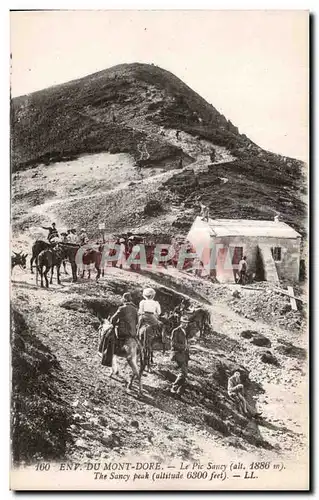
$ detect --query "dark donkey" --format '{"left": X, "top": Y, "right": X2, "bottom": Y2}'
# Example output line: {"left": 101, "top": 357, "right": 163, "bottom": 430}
{"left": 11, "top": 251, "right": 28, "bottom": 272}
{"left": 60, "top": 243, "right": 80, "bottom": 282}
{"left": 36, "top": 249, "right": 53, "bottom": 288}
{"left": 31, "top": 240, "right": 68, "bottom": 275}
{"left": 36, "top": 244, "right": 66, "bottom": 287}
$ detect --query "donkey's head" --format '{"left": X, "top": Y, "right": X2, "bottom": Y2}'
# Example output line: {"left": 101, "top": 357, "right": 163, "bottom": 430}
{"left": 12, "top": 251, "right": 28, "bottom": 269}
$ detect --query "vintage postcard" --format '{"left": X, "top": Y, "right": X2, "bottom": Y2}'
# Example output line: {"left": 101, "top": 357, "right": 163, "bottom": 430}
{"left": 10, "top": 10, "right": 309, "bottom": 491}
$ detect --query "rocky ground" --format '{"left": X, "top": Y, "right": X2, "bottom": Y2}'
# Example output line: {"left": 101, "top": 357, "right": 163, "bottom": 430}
{"left": 11, "top": 260, "right": 308, "bottom": 468}
{"left": 10, "top": 91, "right": 308, "bottom": 473}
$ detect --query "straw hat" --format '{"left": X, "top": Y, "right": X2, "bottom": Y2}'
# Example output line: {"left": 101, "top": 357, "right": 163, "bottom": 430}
{"left": 143, "top": 288, "right": 156, "bottom": 299}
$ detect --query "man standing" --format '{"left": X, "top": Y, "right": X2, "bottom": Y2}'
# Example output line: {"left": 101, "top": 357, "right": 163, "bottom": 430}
{"left": 195, "top": 196, "right": 209, "bottom": 222}
{"left": 116, "top": 237, "right": 127, "bottom": 269}
{"left": 200, "top": 202, "right": 209, "bottom": 222}
{"left": 170, "top": 316, "right": 190, "bottom": 396}
{"left": 238, "top": 255, "right": 247, "bottom": 285}
{"left": 210, "top": 149, "right": 216, "bottom": 163}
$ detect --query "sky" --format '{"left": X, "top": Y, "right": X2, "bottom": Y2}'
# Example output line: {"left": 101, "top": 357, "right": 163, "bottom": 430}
{"left": 10, "top": 10, "right": 309, "bottom": 162}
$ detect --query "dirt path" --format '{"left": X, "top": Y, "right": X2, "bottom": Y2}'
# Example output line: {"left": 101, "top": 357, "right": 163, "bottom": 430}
{"left": 11, "top": 263, "right": 307, "bottom": 466}
{"left": 11, "top": 120, "right": 307, "bottom": 470}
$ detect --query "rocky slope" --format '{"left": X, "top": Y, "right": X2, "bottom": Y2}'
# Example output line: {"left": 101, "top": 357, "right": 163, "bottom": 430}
{"left": 10, "top": 63, "right": 308, "bottom": 471}
{"left": 11, "top": 62, "right": 307, "bottom": 238}
{"left": 11, "top": 266, "right": 307, "bottom": 466}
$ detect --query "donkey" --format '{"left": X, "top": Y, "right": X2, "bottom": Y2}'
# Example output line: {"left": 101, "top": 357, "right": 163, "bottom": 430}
{"left": 59, "top": 243, "right": 80, "bottom": 282}
{"left": 80, "top": 248, "right": 102, "bottom": 281}
{"left": 36, "top": 249, "right": 53, "bottom": 288}
{"left": 188, "top": 307, "right": 212, "bottom": 338}
{"left": 11, "top": 251, "right": 28, "bottom": 272}
{"left": 36, "top": 244, "right": 66, "bottom": 287}
{"left": 31, "top": 240, "right": 69, "bottom": 276}
{"left": 49, "top": 244, "right": 68, "bottom": 285}
{"left": 30, "top": 240, "right": 50, "bottom": 273}
{"left": 99, "top": 318, "right": 144, "bottom": 395}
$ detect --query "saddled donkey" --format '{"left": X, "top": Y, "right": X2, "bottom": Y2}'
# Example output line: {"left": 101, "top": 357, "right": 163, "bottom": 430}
{"left": 31, "top": 240, "right": 69, "bottom": 275}
{"left": 138, "top": 320, "right": 167, "bottom": 372}
{"left": 99, "top": 319, "right": 144, "bottom": 395}
{"left": 49, "top": 244, "right": 68, "bottom": 285}
{"left": 80, "top": 248, "right": 102, "bottom": 281}
{"left": 30, "top": 240, "right": 50, "bottom": 273}
{"left": 60, "top": 243, "right": 80, "bottom": 283}
{"left": 11, "top": 251, "right": 28, "bottom": 272}
{"left": 36, "top": 244, "right": 65, "bottom": 287}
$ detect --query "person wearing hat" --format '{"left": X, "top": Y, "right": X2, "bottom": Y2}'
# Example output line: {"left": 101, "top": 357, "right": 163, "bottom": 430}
{"left": 66, "top": 228, "right": 77, "bottom": 244}
{"left": 42, "top": 222, "right": 59, "bottom": 243}
{"left": 116, "top": 237, "right": 127, "bottom": 269}
{"left": 170, "top": 316, "right": 190, "bottom": 395}
{"left": 110, "top": 292, "right": 139, "bottom": 340}
{"left": 60, "top": 231, "right": 68, "bottom": 243}
{"left": 138, "top": 288, "right": 162, "bottom": 332}
{"left": 79, "top": 228, "right": 89, "bottom": 246}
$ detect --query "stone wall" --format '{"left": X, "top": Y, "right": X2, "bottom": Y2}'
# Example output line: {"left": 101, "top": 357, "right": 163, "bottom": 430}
{"left": 188, "top": 233, "right": 301, "bottom": 283}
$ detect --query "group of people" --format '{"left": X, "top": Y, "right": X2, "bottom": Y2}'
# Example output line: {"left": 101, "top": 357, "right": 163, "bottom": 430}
{"left": 109, "top": 287, "right": 190, "bottom": 396}
{"left": 42, "top": 223, "right": 90, "bottom": 246}
{"left": 109, "top": 287, "right": 262, "bottom": 417}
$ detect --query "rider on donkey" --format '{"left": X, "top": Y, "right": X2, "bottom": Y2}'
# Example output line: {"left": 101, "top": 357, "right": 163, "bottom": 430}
{"left": 138, "top": 287, "right": 163, "bottom": 334}
{"left": 109, "top": 293, "right": 142, "bottom": 393}
{"left": 41, "top": 222, "right": 59, "bottom": 243}
{"left": 110, "top": 293, "right": 139, "bottom": 351}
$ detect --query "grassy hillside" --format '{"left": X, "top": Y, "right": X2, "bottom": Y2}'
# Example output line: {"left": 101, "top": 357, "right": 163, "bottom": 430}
{"left": 11, "top": 62, "right": 307, "bottom": 236}
{"left": 11, "top": 62, "right": 242, "bottom": 171}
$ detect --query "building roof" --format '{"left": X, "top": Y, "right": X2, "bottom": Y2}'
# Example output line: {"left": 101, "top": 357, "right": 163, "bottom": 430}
{"left": 192, "top": 217, "right": 301, "bottom": 239}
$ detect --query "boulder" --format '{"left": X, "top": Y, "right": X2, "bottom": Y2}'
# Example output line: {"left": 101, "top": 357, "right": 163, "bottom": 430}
{"left": 240, "top": 330, "right": 256, "bottom": 339}
{"left": 251, "top": 333, "right": 271, "bottom": 348}
{"left": 260, "top": 350, "right": 280, "bottom": 366}
{"left": 275, "top": 342, "right": 306, "bottom": 360}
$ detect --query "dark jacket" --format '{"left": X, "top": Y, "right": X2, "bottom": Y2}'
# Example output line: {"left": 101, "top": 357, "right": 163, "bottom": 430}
{"left": 42, "top": 226, "right": 59, "bottom": 240}
{"left": 111, "top": 302, "right": 138, "bottom": 338}
{"left": 171, "top": 326, "right": 188, "bottom": 352}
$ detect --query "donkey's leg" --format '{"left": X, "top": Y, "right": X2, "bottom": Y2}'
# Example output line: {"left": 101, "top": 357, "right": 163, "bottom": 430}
{"left": 57, "top": 263, "right": 61, "bottom": 285}
{"left": 95, "top": 263, "right": 101, "bottom": 281}
{"left": 44, "top": 266, "right": 50, "bottom": 288}
{"left": 30, "top": 256, "right": 34, "bottom": 274}
{"left": 40, "top": 267, "right": 44, "bottom": 288}
{"left": 70, "top": 262, "right": 77, "bottom": 282}
{"left": 50, "top": 265, "right": 54, "bottom": 284}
